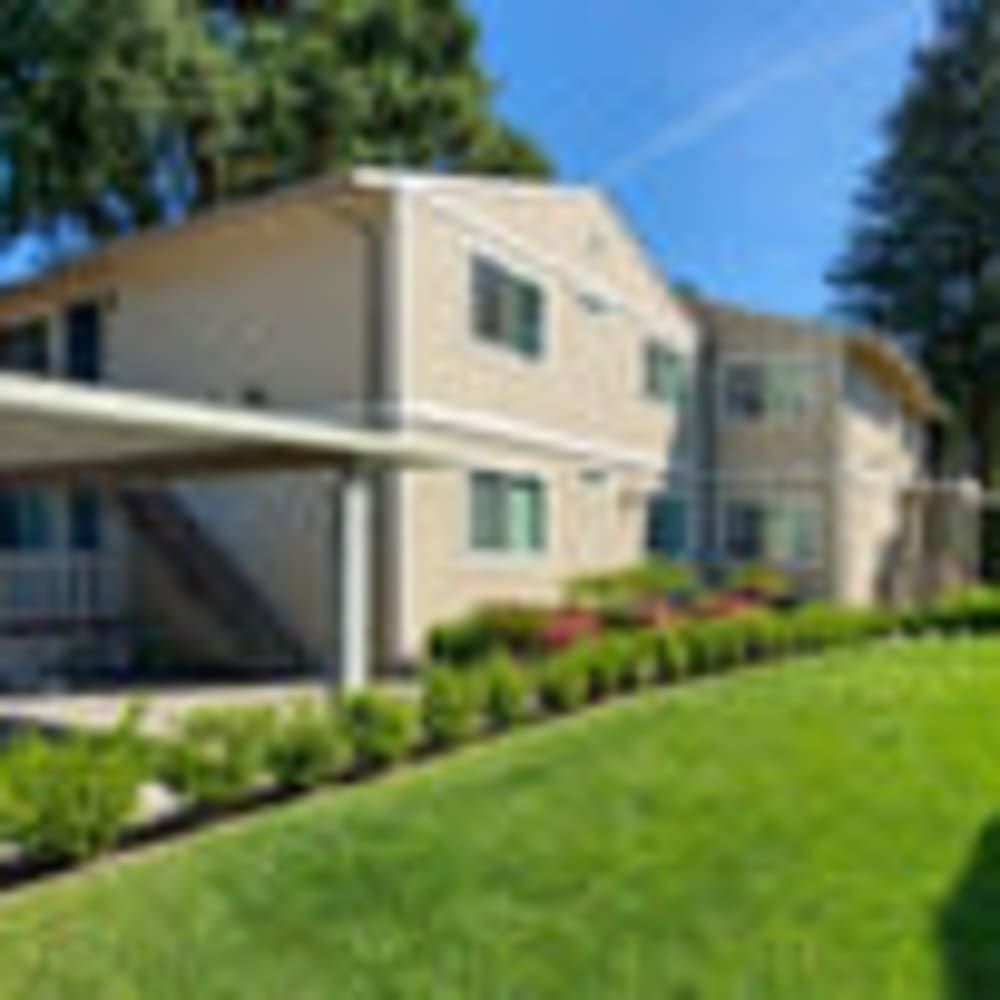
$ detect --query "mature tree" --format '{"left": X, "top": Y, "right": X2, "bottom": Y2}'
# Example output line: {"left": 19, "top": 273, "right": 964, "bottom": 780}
{"left": 831, "top": 0, "right": 1000, "bottom": 493}
{"left": 0, "top": 0, "right": 550, "bottom": 249}
{"left": 0, "top": 0, "right": 242, "bottom": 242}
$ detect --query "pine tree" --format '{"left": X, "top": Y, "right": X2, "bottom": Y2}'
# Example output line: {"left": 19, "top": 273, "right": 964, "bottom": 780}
{"left": 831, "top": 0, "right": 1000, "bottom": 490}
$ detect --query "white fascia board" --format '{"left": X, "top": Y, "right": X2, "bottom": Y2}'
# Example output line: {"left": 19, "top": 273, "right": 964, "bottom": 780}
{"left": 0, "top": 374, "right": 453, "bottom": 470}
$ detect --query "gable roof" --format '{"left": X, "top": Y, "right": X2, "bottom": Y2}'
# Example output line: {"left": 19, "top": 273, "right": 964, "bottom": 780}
{"left": 0, "top": 168, "right": 597, "bottom": 307}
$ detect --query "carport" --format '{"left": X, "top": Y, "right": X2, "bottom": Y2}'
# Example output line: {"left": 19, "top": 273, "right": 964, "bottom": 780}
{"left": 0, "top": 373, "right": 450, "bottom": 692}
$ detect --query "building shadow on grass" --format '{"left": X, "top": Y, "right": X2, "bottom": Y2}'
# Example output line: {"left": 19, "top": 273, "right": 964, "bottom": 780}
{"left": 939, "top": 818, "right": 1000, "bottom": 998}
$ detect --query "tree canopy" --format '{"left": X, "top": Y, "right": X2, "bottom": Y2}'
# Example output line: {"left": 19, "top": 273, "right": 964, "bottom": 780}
{"left": 830, "top": 0, "right": 1000, "bottom": 484}
{"left": 0, "top": 0, "right": 550, "bottom": 249}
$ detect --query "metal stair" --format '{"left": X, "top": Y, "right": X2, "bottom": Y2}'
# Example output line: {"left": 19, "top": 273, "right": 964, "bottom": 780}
{"left": 120, "top": 488, "right": 313, "bottom": 671}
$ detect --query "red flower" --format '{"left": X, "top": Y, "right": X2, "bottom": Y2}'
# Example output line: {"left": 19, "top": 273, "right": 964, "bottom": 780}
{"left": 539, "top": 608, "right": 602, "bottom": 652}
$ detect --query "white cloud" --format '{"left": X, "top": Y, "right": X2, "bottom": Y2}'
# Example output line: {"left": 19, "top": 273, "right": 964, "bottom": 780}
{"left": 597, "top": 9, "right": 910, "bottom": 184}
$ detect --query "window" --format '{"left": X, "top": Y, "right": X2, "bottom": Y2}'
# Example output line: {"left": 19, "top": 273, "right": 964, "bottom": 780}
{"left": 644, "top": 342, "right": 689, "bottom": 406}
{"left": 471, "top": 255, "right": 546, "bottom": 359}
{"left": 0, "top": 490, "right": 53, "bottom": 552}
{"left": 770, "top": 504, "right": 820, "bottom": 565}
{"left": 65, "top": 301, "right": 104, "bottom": 383}
{"left": 725, "top": 501, "right": 766, "bottom": 561}
{"left": 646, "top": 494, "right": 688, "bottom": 559}
{"left": 724, "top": 360, "right": 817, "bottom": 421}
{"left": 724, "top": 498, "right": 820, "bottom": 566}
{"left": 470, "top": 472, "right": 547, "bottom": 554}
{"left": 68, "top": 490, "right": 103, "bottom": 552}
{"left": 0, "top": 318, "right": 49, "bottom": 375}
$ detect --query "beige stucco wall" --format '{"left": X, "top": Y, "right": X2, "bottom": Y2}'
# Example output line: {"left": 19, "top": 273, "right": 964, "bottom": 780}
{"left": 707, "top": 308, "right": 842, "bottom": 478}
{"left": 402, "top": 453, "right": 692, "bottom": 654}
{"left": 836, "top": 363, "right": 925, "bottom": 605}
{"left": 394, "top": 184, "right": 699, "bottom": 652}
{"left": 701, "top": 306, "right": 841, "bottom": 595}
{"left": 401, "top": 186, "right": 698, "bottom": 460}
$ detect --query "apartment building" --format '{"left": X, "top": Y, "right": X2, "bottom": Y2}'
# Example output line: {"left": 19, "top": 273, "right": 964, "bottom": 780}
{"left": 689, "top": 298, "right": 976, "bottom": 605}
{"left": 0, "top": 170, "right": 976, "bottom": 684}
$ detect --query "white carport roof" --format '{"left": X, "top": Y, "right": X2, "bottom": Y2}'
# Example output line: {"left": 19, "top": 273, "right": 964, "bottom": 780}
{"left": 0, "top": 374, "right": 452, "bottom": 484}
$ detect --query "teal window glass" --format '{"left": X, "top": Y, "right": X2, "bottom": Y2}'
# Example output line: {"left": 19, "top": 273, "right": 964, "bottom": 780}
{"left": 646, "top": 494, "right": 688, "bottom": 558}
{"left": 65, "top": 301, "right": 104, "bottom": 383}
{"left": 0, "top": 490, "right": 53, "bottom": 552}
{"left": 69, "top": 490, "right": 103, "bottom": 552}
{"left": 0, "top": 319, "right": 49, "bottom": 375}
{"left": 470, "top": 472, "right": 547, "bottom": 553}
{"left": 471, "top": 255, "right": 546, "bottom": 360}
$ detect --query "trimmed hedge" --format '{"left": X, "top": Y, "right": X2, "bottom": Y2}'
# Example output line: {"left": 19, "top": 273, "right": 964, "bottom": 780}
{"left": 421, "top": 669, "right": 482, "bottom": 750}
{"left": 343, "top": 692, "right": 419, "bottom": 772}
{"left": 4, "top": 589, "right": 1000, "bottom": 880}
{"left": 536, "top": 646, "right": 591, "bottom": 714}
{"left": 0, "top": 707, "right": 147, "bottom": 863}
{"left": 479, "top": 655, "right": 531, "bottom": 730}
{"left": 567, "top": 560, "right": 699, "bottom": 609}
{"left": 158, "top": 705, "right": 278, "bottom": 809}
{"left": 428, "top": 605, "right": 548, "bottom": 666}
{"left": 267, "top": 699, "right": 350, "bottom": 791}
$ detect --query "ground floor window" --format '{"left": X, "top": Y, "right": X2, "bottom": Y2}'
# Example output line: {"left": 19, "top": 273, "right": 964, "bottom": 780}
{"left": 0, "top": 489, "right": 106, "bottom": 553}
{"left": 470, "top": 471, "right": 547, "bottom": 554}
{"left": 0, "top": 490, "right": 54, "bottom": 552}
{"left": 724, "top": 497, "right": 820, "bottom": 566}
{"left": 68, "top": 489, "right": 103, "bottom": 552}
{"left": 646, "top": 493, "right": 688, "bottom": 559}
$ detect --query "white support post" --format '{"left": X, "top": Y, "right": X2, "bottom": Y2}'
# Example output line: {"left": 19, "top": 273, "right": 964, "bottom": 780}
{"left": 336, "top": 466, "right": 372, "bottom": 693}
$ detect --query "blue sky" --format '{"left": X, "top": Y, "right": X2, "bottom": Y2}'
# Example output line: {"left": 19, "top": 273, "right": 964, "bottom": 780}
{"left": 1, "top": 2, "right": 926, "bottom": 315}
{"left": 471, "top": 0, "right": 929, "bottom": 318}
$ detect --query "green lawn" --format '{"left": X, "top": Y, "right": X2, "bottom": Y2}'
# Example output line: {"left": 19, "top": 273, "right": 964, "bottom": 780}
{"left": 3, "top": 639, "right": 1000, "bottom": 999}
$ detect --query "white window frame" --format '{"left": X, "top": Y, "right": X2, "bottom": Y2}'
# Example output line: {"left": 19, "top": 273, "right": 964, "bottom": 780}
{"left": 465, "top": 241, "right": 554, "bottom": 366}
{"left": 721, "top": 494, "right": 823, "bottom": 570}
{"left": 466, "top": 468, "right": 552, "bottom": 563}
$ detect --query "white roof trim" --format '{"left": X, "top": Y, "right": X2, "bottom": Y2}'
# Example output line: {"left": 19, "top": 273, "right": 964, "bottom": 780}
{"left": 0, "top": 374, "right": 455, "bottom": 481}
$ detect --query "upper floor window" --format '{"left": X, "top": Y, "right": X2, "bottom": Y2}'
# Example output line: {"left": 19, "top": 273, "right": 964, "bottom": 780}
{"left": 0, "top": 300, "right": 104, "bottom": 383}
{"left": 724, "top": 498, "right": 820, "bottom": 567}
{"left": 471, "top": 255, "right": 546, "bottom": 360}
{"left": 644, "top": 341, "right": 689, "bottom": 407}
{"left": 724, "top": 359, "right": 818, "bottom": 422}
{"left": 65, "top": 301, "right": 104, "bottom": 383}
{"left": 470, "top": 471, "right": 547, "bottom": 554}
{"left": 0, "top": 318, "right": 49, "bottom": 375}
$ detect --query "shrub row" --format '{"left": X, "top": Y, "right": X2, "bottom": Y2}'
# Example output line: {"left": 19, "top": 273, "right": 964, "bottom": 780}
{"left": 427, "top": 562, "right": 807, "bottom": 666}
{"left": 0, "top": 692, "right": 419, "bottom": 866}
{"left": 3, "top": 589, "right": 1000, "bottom": 870}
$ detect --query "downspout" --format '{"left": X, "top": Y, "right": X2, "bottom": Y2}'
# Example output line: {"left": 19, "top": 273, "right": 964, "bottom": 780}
{"left": 695, "top": 307, "right": 721, "bottom": 580}
{"left": 829, "top": 345, "right": 847, "bottom": 603}
{"left": 321, "top": 193, "right": 405, "bottom": 672}
{"left": 322, "top": 199, "right": 392, "bottom": 428}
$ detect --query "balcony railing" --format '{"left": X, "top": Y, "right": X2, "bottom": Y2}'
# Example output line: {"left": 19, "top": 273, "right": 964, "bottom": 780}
{"left": 0, "top": 554, "right": 126, "bottom": 633}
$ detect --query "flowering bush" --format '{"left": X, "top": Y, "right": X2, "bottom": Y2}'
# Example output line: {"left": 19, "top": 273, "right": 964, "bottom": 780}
{"left": 537, "top": 608, "right": 602, "bottom": 652}
{"left": 428, "top": 604, "right": 548, "bottom": 665}
{"left": 567, "top": 561, "right": 698, "bottom": 610}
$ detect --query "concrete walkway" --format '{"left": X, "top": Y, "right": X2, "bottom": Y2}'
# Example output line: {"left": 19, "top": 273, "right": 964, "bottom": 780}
{"left": 0, "top": 682, "right": 328, "bottom": 736}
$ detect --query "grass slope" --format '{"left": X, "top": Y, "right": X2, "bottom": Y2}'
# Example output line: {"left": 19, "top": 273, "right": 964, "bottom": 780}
{"left": 3, "top": 639, "right": 1000, "bottom": 998}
